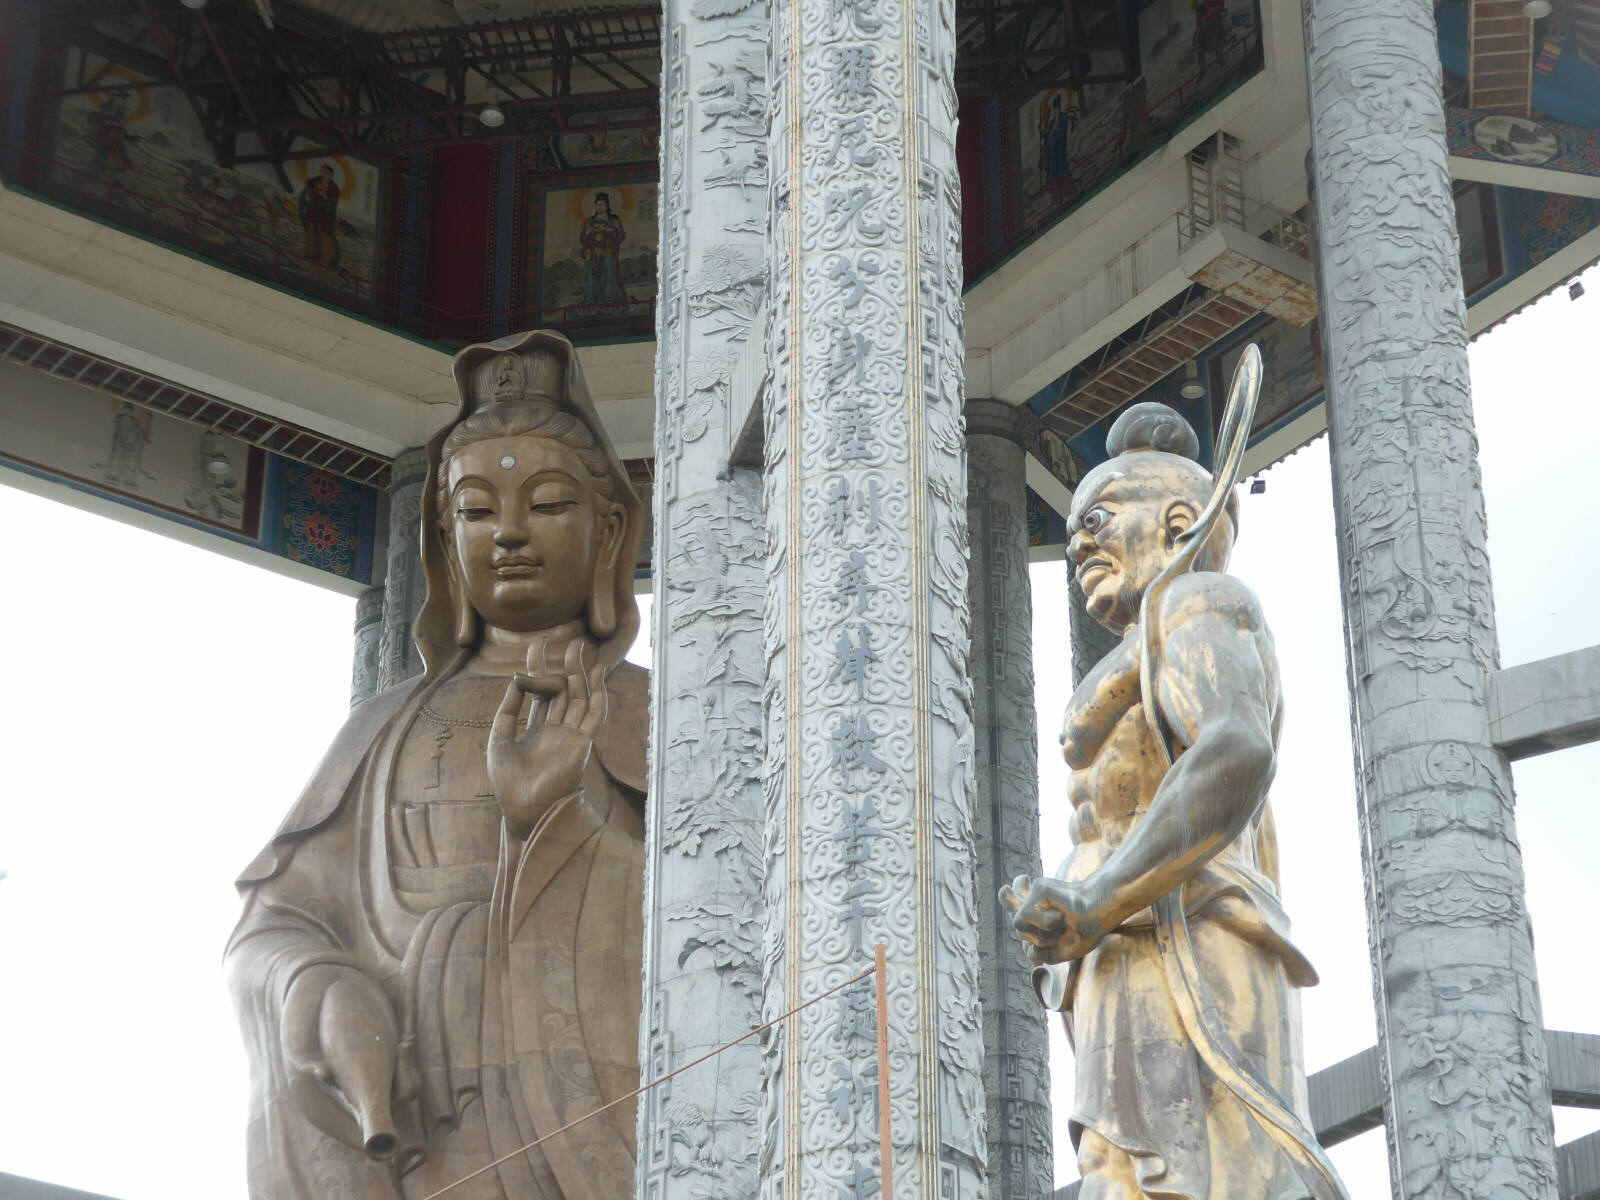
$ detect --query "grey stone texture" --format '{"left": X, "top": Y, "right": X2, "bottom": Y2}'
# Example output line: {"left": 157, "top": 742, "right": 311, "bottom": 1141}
{"left": 349, "top": 584, "right": 384, "bottom": 707}
{"left": 1304, "top": 0, "right": 1558, "bottom": 1193}
{"left": 964, "top": 400, "right": 1053, "bottom": 1199}
{"left": 377, "top": 446, "right": 429, "bottom": 693}
{"left": 635, "top": 0, "right": 769, "bottom": 1195}
{"left": 760, "top": 0, "right": 988, "bottom": 1192}
{"left": 1488, "top": 645, "right": 1600, "bottom": 760}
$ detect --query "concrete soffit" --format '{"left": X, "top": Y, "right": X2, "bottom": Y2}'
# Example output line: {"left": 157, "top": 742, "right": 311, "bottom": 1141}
{"left": 0, "top": 183, "right": 658, "bottom": 462}
{"left": 961, "top": 0, "right": 1312, "bottom": 411}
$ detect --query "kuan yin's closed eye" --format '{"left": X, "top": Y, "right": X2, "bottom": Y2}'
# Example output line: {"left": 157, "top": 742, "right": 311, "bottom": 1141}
{"left": 454, "top": 484, "right": 495, "bottom": 518}
{"left": 529, "top": 480, "right": 582, "bottom": 512}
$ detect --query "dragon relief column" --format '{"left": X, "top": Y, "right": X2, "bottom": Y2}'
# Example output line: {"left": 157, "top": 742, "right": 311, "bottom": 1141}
{"left": 350, "top": 585, "right": 384, "bottom": 706}
{"left": 636, "top": 0, "right": 770, "bottom": 1195}
{"left": 1304, "top": 1, "right": 1559, "bottom": 1194}
{"left": 377, "top": 445, "right": 429, "bottom": 692}
{"left": 964, "top": 400, "right": 1052, "bottom": 1198}
{"left": 761, "top": 0, "right": 987, "bottom": 1192}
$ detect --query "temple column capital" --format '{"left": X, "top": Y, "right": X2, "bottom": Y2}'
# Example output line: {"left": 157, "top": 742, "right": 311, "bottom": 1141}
{"left": 964, "top": 398, "right": 1027, "bottom": 446}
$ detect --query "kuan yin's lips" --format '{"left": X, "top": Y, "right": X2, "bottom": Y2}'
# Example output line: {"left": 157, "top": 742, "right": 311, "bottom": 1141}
{"left": 492, "top": 558, "right": 541, "bottom": 577}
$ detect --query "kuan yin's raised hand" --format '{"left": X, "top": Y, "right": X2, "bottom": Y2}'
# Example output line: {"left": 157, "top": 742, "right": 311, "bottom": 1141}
{"left": 488, "top": 637, "right": 608, "bottom": 837}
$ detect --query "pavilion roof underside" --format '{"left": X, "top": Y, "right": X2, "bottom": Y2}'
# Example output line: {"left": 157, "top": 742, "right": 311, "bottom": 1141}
{"left": 47, "top": 0, "right": 1144, "bottom": 169}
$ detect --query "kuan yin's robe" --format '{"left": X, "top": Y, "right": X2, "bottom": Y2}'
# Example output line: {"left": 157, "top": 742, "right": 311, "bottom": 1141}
{"left": 226, "top": 660, "right": 647, "bottom": 1200}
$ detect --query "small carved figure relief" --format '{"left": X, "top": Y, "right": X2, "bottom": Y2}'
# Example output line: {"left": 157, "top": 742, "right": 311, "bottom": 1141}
{"left": 227, "top": 330, "right": 648, "bottom": 1199}
{"left": 95, "top": 400, "right": 153, "bottom": 489}
{"left": 1003, "top": 374, "right": 1349, "bottom": 1198}
{"left": 183, "top": 431, "right": 243, "bottom": 521}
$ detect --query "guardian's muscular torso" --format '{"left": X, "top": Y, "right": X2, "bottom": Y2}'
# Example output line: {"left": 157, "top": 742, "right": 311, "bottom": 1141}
{"left": 1059, "top": 589, "right": 1283, "bottom": 897}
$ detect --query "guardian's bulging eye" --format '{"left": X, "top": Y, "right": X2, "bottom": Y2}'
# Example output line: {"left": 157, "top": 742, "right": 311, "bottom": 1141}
{"left": 1081, "top": 506, "right": 1110, "bottom": 534}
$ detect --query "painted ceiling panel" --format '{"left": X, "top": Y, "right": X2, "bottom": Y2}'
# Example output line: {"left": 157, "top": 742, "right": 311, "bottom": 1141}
{"left": 280, "top": 0, "right": 632, "bottom": 30}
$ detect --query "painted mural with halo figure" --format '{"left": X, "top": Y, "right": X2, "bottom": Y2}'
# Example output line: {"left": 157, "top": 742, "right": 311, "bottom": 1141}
{"left": 536, "top": 180, "right": 659, "bottom": 321}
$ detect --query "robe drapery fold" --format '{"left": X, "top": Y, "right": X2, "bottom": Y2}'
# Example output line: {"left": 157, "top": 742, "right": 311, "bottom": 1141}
{"left": 1035, "top": 859, "right": 1317, "bottom": 1200}
{"left": 226, "top": 662, "right": 647, "bottom": 1200}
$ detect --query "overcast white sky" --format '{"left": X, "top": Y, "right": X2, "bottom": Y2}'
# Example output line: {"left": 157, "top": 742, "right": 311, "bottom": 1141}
{"left": 0, "top": 264, "right": 1597, "bottom": 1199}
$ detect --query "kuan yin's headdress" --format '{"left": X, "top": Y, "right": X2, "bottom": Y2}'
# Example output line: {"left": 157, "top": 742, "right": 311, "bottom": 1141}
{"left": 411, "top": 329, "right": 645, "bottom": 680}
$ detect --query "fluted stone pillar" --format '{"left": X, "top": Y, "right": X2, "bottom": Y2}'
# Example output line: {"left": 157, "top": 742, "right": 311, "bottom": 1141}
{"left": 761, "top": 0, "right": 987, "bottom": 1192}
{"left": 378, "top": 446, "right": 429, "bottom": 693}
{"left": 350, "top": 585, "right": 384, "bottom": 707}
{"left": 635, "top": 0, "right": 769, "bottom": 1193}
{"left": 964, "top": 399, "right": 1052, "bottom": 1199}
{"left": 1304, "top": 2, "right": 1558, "bottom": 1195}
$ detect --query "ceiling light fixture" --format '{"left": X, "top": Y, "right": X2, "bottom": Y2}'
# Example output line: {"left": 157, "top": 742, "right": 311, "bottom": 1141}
{"left": 1179, "top": 360, "right": 1207, "bottom": 401}
{"left": 1523, "top": 0, "right": 1552, "bottom": 18}
{"left": 478, "top": 104, "right": 506, "bottom": 129}
{"left": 180, "top": 0, "right": 209, "bottom": 9}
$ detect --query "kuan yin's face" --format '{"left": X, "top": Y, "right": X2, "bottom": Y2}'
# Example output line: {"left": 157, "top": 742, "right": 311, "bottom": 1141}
{"left": 445, "top": 435, "right": 615, "bottom": 634}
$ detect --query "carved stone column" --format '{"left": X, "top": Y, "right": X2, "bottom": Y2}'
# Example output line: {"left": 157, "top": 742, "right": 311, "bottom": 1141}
{"left": 377, "top": 446, "right": 429, "bottom": 693}
{"left": 964, "top": 399, "right": 1052, "bottom": 1199}
{"left": 636, "top": 0, "right": 769, "bottom": 1195}
{"left": 1304, "top": 2, "right": 1558, "bottom": 1195}
{"left": 350, "top": 585, "right": 384, "bottom": 707}
{"left": 761, "top": 0, "right": 987, "bottom": 1192}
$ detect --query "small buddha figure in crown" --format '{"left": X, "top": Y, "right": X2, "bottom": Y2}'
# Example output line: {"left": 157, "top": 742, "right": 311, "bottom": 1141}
{"left": 226, "top": 331, "right": 647, "bottom": 1200}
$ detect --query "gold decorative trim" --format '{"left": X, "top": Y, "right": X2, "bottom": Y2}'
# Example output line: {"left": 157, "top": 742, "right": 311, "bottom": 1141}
{"left": 900, "top": 5, "right": 941, "bottom": 1193}
{"left": 784, "top": 0, "right": 807, "bottom": 1190}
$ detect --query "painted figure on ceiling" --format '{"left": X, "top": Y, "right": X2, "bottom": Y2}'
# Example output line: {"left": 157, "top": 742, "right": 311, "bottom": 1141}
{"left": 226, "top": 330, "right": 648, "bottom": 1200}
{"left": 579, "top": 192, "right": 628, "bottom": 306}
{"left": 87, "top": 88, "right": 136, "bottom": 172}
{"left": 299, "top": 163, "right": 342, "bottom": 268}
{"left": 184, "top": 431, "right": 242, "bottom": 522}
{"left": 1194, "top": 0, "right": 1228, "bottom": 73}
{"left": 98, "top": 401, "right": 150, "bottom": 488}
{"left": 1039, "top": 91, "right": 1077, "bottom": 205}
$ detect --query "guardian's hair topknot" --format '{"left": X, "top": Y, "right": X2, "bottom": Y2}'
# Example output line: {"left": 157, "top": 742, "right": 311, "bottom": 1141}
{"left": 1105, "top": 401, "right": 1201, "bottom": 462}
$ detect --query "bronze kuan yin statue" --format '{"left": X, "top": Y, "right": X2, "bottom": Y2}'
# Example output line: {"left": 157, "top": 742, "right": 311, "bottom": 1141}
{"left": 226, "top": 331, "right": 648, "bottom": 1200}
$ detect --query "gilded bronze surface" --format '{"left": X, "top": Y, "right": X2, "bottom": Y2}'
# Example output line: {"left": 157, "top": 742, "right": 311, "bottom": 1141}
{"left": 226, "top": 330, "right": 648, "bottom": 1199}
{"left": 1003, "top": 378, "right": 1348, "bottom": 1198}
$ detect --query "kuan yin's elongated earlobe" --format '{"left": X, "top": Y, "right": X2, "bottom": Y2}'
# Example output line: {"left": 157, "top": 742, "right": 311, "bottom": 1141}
{"left": 444, "top": 532, "right": 479, "bottom": 647}
{"left": 587, "top": 506, "right": 625, "bottom": 639}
